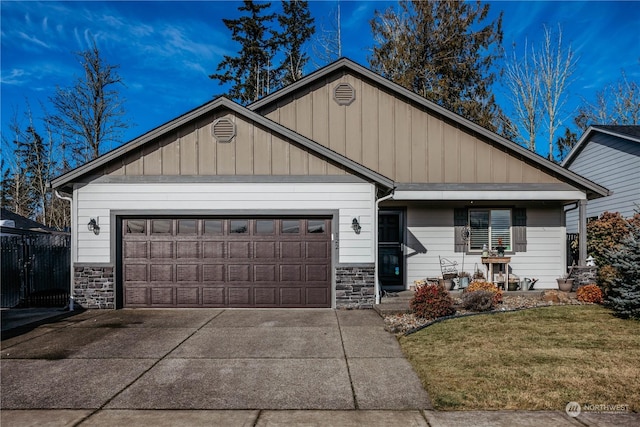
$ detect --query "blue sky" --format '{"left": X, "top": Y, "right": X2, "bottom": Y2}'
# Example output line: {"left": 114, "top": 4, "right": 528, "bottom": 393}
{"left": 1, "top": 1, "right": 639, "bottom": 159}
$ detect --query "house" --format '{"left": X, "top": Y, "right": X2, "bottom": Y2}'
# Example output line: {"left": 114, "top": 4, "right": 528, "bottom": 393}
{"left": 50, "top": 58, "right": 608, "bottom": 310}
{"left": 562, "top": 125, "right": 640, "bottom": 233}
{"left": 0, "top": 208, "right": 60, "bottom": 236}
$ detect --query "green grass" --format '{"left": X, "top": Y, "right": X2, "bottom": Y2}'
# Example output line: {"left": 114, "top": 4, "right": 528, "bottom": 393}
{"left": 399, "top": 305, "right": 640, "bottom": 411}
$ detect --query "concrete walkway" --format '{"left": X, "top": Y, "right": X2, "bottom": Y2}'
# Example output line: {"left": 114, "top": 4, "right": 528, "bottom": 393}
{"left": 1, "top": 308, "right": 637, "bottom": 426}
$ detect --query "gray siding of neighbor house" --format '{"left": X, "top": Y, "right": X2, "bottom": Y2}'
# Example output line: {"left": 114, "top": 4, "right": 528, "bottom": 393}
{"left": 566, "top": 133, "right": 640, "bottom": 232}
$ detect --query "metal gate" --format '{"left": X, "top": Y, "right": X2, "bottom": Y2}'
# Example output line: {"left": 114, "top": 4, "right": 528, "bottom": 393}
{"left": 1, "top": 234, "right": 71, "bottom": 308}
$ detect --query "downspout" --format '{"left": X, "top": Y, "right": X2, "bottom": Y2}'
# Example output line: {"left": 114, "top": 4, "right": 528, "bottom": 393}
{"left": 54, "top": 188, "right": 74, "bottom": 310}
{"left": 374, "top": 189, "right": 395, "bottom": 304}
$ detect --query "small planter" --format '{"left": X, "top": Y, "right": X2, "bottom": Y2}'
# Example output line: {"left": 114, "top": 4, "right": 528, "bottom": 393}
{"left": 508, "top": 281, "right": 519, "bottom": 291}
{"left": 496, "top": 246, "right": 506, "bottom": 257}
{"left": 459, "top": 276, "right": 470, "bottom": 289}
{"left": 556, "top": 278, "right": 574, "bottom": 292}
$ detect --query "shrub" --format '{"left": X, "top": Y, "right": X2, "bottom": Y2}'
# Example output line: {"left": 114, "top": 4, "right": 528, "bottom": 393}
{"left": 576, "top": 284, "right": 604, "bottom": 304}
{"left": 410, "top": 284, "right": 456, "bottom": 319}
{"left": 588, "top": 212, "right": 640, "bottom": 266}
{"left": 465, "top": 281, "right": 503, "bottom": 305}
{"left": 605, "top": 218, "right": 640, "bottom": 319}
{"left": 597, "top": 264, "right": 618, "bottom": 297}
{"left": 461, "top": 290, "right": 496, "bottom": 312}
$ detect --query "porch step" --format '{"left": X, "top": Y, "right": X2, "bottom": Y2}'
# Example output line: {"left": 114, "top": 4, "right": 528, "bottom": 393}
{"left": 374, "top": 290, "right": 414, "bottom": 315}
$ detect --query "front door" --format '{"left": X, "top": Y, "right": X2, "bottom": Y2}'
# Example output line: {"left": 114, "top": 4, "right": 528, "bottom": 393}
{"left": 378, "top": 209, "right": 404, "bottom": 292}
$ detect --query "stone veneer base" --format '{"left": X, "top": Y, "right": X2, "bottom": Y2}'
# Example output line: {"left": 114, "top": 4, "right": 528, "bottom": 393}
{"left": 73, "top": 265, "right": 115, "bottom": 309}
{"left": 335, "top": 265, "right": 375, "bottom": 309}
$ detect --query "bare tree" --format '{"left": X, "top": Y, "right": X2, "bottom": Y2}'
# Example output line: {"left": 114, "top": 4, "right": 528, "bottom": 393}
{"left": 504, "top": 40, "right": 540, "bottom": 151}
{"left": 311, "top": 2, "right": 342, "bottom": 67}
{"left": 575, "top": 70, "right": 640, "bottom": 131}
{"left": 535, "top": 25, "right": 577, "bottom": 161}
{"left": 48, "top": 39, "right": 128, "bottom": 165}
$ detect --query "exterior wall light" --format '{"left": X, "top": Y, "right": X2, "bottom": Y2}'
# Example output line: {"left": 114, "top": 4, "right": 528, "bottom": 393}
{"left": 88, "top": 218, "right": 100, "bottom": 235}
{"left": 352, "top": 217, "right": 361, "bottom": 234}
{"left": 586, "top": 255, "right": 596, "bottom": 267}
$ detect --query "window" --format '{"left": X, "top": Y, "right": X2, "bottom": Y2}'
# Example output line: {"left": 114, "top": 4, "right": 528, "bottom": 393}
{"left": 256, "top": 220, "right": 274, "bottom": 234}
{"left": 151, "top": 219, "right": 172, "bottom": 234}
{"left": 230, "top": 220, "right": 248, "bottom": 234}
{"left": 469, "top": 209, "right": 511, "bottom": 251}
{"left": 204, "top": 220, "right": 223, "bottom": 235}
{"left": 282, "top": 220, "right": 300, "bottom": 234}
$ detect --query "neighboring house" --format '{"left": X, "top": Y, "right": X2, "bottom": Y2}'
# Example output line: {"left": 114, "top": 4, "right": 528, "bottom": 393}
{"left": 0, "top": 208, "right": 59, "bottom": 236}
{"left": 563, "top": 125, "right": 640, "bottom": 233}
{"left": 51, "top": 58, "right": 608, "bottom": 310}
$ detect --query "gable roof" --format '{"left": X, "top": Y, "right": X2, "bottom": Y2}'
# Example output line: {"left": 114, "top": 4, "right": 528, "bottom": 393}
{"left": 0, "top": 208, "right": 58, "bottom": 234}
{"left": 50, "top": 96, "right": 394, "bottom": 192}
{"left": 562, "top": 125, "right": 640, "bottom": 167}
{"left": 250, "top": 58, "right": 609, "bottom": 199}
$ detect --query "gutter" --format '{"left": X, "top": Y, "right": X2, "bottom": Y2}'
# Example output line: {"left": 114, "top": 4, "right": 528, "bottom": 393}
{"left": 374, "top": 188, "right": 395, "bottom": 304}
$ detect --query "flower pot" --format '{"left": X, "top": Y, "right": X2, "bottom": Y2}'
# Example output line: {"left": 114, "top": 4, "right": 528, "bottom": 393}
{"left": 439, "top": 278, "right": 454, "bottom": 290}
{"left": 556, "top": 278, "right": 574, "bottom": 292}
{"left": 508, "top": 281, "right": 519, "bottom": 291}
{"left": 459, "top": 276, "right": 470, "bottom": 289}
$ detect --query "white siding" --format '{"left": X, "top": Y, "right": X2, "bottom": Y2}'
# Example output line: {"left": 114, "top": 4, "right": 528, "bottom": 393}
{"left": 74, "top": 182, "right": 375, "bottom": 264}
{"left": 405, "top": 205, "right": 567, "bottom": 290}
{"left": 566, "top": 133, "right": 640, "bottom": 232}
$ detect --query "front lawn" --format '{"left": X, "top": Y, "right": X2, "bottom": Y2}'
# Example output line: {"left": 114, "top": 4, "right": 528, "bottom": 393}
{"left": 399, "top": 305, "right": 640, "bottom": 411}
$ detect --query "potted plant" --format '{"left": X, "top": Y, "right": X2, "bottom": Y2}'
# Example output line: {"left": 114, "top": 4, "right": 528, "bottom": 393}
{"left": 556, "top": 274, "right": 574, "bottom": 292}
{"left": 508, "top": 275, "right": 519, "bottom": 291}
{"left": 458, "top": 271, "right": 471, "bottom": 289}
{"left": 496, "top": 237, "right": 506, "bottom": 257}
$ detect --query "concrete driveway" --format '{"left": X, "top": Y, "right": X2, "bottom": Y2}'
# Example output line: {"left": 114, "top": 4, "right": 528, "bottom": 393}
{"left": 1, "top": 309, "right": 430, "bottom": 412}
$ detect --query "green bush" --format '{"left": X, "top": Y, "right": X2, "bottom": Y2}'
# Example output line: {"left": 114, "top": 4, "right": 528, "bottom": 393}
{"left": 588, "top": 212, "right": 640, "bottom": 267}
{"left": 410, "top": 284, "right": 456, "bottom": 319}
{"left": 605, "top": 218, "right": 640, "bottom": 319}
{"left": 461, "top": 290, "right": 496, "bottom": 312}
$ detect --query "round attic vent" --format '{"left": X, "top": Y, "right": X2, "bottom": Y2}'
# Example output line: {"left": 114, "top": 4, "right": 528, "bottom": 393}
{"left": 212, "top": 118, "right": 236, "bottom": 143}
{"left": 333, "top": 83, "right": 355, "bottom": 106}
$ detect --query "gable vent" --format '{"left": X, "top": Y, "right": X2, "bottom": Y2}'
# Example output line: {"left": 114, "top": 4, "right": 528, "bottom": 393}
{"left": 333, "top": 83, "right": 355, "bottom": 106}
{"left": 212, "top": 118, "right": 236, "bottom": 143}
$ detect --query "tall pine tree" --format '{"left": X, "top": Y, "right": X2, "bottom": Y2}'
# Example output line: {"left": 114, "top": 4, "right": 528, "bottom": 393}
{"left": 276, "top": 0, "right": 315, "bottom": 85}
{"left": 211, "top": 0, "right": 278, "bottom": 104}
{"left": 369, "top": 0, "right": 507, "bottom": 133}
{"left": 606, "top": 215, "right": 640, "bottom": 320}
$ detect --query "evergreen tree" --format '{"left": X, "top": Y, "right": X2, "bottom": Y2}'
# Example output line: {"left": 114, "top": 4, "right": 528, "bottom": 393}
{"left": 276, "top": 0, "right": 315, "bottom": 85}
{"left": 369, "top": 0, "right": 506, "bottom": 133}
{"left": 210, "top": 0, "right": 278, "bottom": 104}
{"left": 605, "top": 215, "right": 640, "bottom": 319}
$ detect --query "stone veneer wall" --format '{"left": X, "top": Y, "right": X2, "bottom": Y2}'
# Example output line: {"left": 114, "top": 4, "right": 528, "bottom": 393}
{"left": 335, "top": 265, "right": 375, "bottom": 309}
{"left": 73, "top": 265, "right": 115, "bottom": 309}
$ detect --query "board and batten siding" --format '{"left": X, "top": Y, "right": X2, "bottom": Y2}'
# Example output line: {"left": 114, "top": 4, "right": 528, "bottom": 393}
{"left": 566, "top": 133, "right": 640, "bottom": 232}
{"left": 73, "top": 182, "right": 376, "bottom": 264}
{"left": 405, "top": 204, "right": 566, "bottom": 289}
{"left": 261, "top": 72, "right": 564, "bottom": 186}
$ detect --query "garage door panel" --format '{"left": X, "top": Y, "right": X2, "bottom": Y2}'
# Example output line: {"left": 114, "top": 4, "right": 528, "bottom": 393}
{"left": 122, "top": 217, "right": 331, "bottom": 308}
{"left": 228, "top": 265, "right": 251, "bottom": 282}
{"left": 306, "top": 241, "right": 329, "bottom": 258}
{"left": 255, "top": 287, "right": 277, "bottom": 305}
{"left": 124, "top": 241, "right": 147, "bottom": 259}
{"left": 280, "top": 241, "right": 302, "bottom": 258}
{"left": 125, "top": 287, "right": 149, "bottom": 305}
{"left": 306, "top": 288, "right": 329, "bottom": 306}
{"left": 125, "top": 264, "right": 148, "bottom": 282}
{"left": 177, "top": 241, "right": 200, "bottom": 258}
{"left": 150, "top": 264, "right": 173, "bottom": 282}
{"left": 203, "top": 264, "right": 225, "bottom": 282}
{"left": 202, "top": 287, "right": 225, "bottom": 305}
{"left": 177, "top": 287, "right": 199, "bottom": 305}
{"left": 254, "top": 241, "right": 276, "bottom": 258}
{"left": 203, "top": 241, "right": 225, "bottom": 258}
{"left": 228, "top": 287, "right": 251, "bottom": 305}
{"left": 280, "top": 288, "right": 302, "bottom": 306}
{"left": 254, "top": 264, "right": 276, "bottom": 281}
{"left": 150, "top": 241, "right": 173, "bottom": 258}
{"left": 306, "top": 264, "right": 329, "bottom": 281}
{"left": 280, "top": 264, "right": 302, "bottom": 281}
{"left": 177, "top": 264, "right": 199, "bottom": 282}
{"left": 229, "top": 241, "right": 251, "bottom": 258}
{"left": 150, "top": 287, "right": 174, "bottom": 305}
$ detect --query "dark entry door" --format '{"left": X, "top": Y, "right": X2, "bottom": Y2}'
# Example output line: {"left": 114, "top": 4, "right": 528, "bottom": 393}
{"left": 378, "top": 210, "right": 404, "bottom": 292}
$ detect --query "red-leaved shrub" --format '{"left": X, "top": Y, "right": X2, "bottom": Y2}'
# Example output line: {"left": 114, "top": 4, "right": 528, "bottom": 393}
{"left": 577, "top": 284, "right": 604, "bottom": 304}
{"left": 410, "top": 284, "right": 456, "bottom": 319}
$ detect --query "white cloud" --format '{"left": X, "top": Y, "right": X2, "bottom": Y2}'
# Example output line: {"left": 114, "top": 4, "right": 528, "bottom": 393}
{"left": 1, "top": 69, "right": 28, "bottom": 85}
{"left": 17, "top": 32, "right": 49, "bottom": 49}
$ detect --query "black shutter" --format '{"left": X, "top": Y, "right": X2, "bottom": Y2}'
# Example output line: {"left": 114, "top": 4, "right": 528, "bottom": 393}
{"left": 454, "top": 208, "right": 468, "bottom": 253}
{"left": 512, "top": 208, "right": 527, "bottom": 252}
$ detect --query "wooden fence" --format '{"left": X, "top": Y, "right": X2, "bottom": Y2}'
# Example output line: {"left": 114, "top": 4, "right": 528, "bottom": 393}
{"left": 1, "top": 233, "right": 71, "bottom": 308}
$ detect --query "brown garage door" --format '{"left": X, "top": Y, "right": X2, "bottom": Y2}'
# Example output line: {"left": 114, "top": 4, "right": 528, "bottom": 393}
{"left": 121, "top": 217, "right": 332, "bottom": 308}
